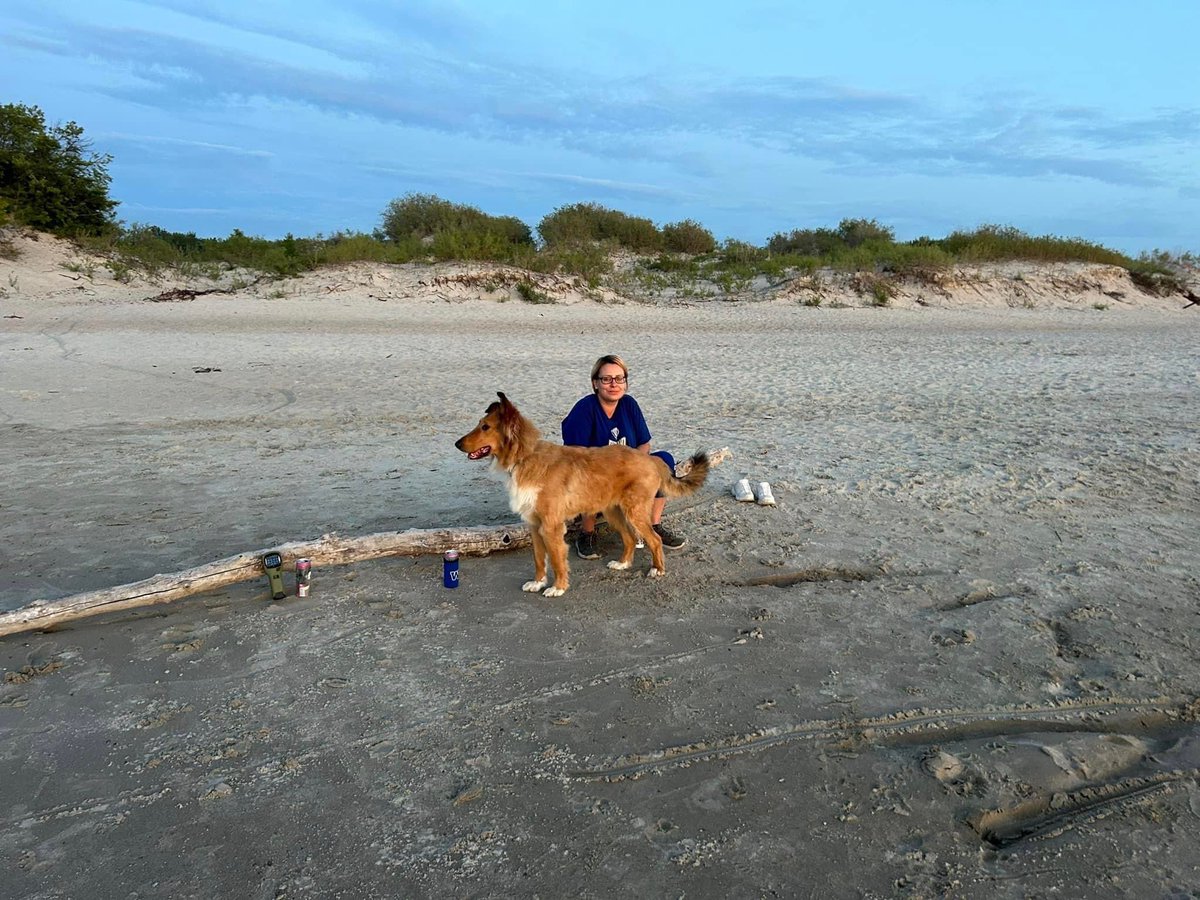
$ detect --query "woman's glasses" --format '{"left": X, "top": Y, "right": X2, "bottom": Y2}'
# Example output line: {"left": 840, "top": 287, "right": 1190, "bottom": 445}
{"left": 595, "top": 375, "right": 627, "bottom": 386}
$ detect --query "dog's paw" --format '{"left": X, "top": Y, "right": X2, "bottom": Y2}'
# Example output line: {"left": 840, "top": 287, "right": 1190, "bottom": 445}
{"left": 648, "top": 567, "right": 665, "bottom": 578}
{"left": 522, "top": 580, "right": 547, "bottom": 593}
{"left": 543, "top": 586, "right": 566, "bottom": 598}
{"left": 606, "top": 560, "right": 631, "bottom": 571}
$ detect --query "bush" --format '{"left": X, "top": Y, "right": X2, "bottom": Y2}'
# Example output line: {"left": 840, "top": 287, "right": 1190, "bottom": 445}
{"left": 767, "top": 226, "right": 842, "bottom": 257}
{"left": 719, "top": 239, "right": 767, "bottom": 264}
{"left": 200, "top": 228, "right": 304, "bottom": 275}
{"left": 851, "top": 272, "right": 897, "bottom": 306}
{"left": 110, "top": 224, "right": 187, "bottom": 274}
{"left": 661, "top": 219, "right": 717, "bottom": 254}
{"left": 767, "top": 218, "right": 896, "bottom": 257}
{"left": 516, "top": 280, "right": 554, "bottom": 304}
{"left": 308, "top": 231, "right": 420, "bottom": 266}
{"left": 879, "top": 242, "right": 954, "bottom": 274}
{"left": 537, "top": 202, "right": 662, "bottom": 252}
{"left": 835, "top": 217, "right": 895, "bottom": 247}
{"left": 0, "top": 103, "right": 118, "bottom": 234}
{"left": 379, "top": 193, "right": 533, "bottom": 254}
{"left": 938, "top": 224, "right": 1129, "bottom": 266}
{"left": 431, "top": 227, "right": 523, "bottom": 261}
{"left": 1126, "top": 260, "right": 1184, "bottom": 296}
{"left": 520, "top": 242, "right": 613, "bottom": 285}
{"left": 380, "top": 193, "right": 468, "bottom": 239}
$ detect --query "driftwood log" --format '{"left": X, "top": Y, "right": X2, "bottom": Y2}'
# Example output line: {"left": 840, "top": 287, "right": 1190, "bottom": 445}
{"left": 0, "top": 447, "right": 732, "bottom": 638}
{"left": 0, "top": 525, "right": 530, "bottom": 638}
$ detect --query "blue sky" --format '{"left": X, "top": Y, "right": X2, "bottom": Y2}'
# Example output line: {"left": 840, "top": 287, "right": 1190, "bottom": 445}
{"left": 3, "top": 0, "right": 1197, "bottom": 253}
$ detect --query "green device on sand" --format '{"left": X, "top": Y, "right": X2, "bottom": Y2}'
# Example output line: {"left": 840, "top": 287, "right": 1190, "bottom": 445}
{"left": 262, "top": 551, "right": 286, "bottom": 600}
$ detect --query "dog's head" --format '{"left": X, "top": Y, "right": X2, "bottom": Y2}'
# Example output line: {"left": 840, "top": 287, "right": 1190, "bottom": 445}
{"left": 455, "top": 392, "right": 533, "bottom": 465}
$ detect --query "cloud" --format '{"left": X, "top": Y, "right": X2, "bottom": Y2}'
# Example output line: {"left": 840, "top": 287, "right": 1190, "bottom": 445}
{"left": 519, "top": 172, "right": 689, "bottom": 202}
{"left": 137, "top": 0, "right": 480, "bottom": 58}
{"left": 0, "top": 30, "right": 69, "bottom": 54}
{"left": 1073, "top": 108, "right": 1200, "bottom": 147}
{"left": 10, "top": 3, "right": 1193, "bottom": 196}
{"left": 102, "top": 132, "right": 273, "bottom": 159}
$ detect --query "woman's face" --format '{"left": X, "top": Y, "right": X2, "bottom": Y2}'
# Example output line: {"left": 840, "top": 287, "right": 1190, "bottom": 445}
{"left": 593, "top": 362, "right": 628, "bottom": 403}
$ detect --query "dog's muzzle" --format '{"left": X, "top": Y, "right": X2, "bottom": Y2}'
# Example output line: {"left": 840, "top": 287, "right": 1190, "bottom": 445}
{"left": 455, "top": 437, "right": 491, "bottom": 460}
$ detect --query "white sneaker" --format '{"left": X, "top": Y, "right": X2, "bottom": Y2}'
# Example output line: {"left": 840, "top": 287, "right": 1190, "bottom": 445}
{"left": 732, "top": 478, "right": 755, "bottom": 502}
{"left": 755, "top": 482, "right": 776, "bottom": 506}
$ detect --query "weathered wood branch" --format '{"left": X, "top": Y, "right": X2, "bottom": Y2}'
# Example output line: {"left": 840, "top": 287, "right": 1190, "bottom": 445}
{"left": 146, "top": 274, "right": 274, "bottom": 302}
{"left": 0, "top": 525, "right": 531, "bottom": 638}
{"left": 0, "top": 446, "right": 732, "bottom": 638}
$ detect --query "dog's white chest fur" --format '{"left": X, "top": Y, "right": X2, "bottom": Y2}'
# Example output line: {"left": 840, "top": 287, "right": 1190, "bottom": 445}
{"left": 506, "top": 479, "right": 540, "bottom": 521}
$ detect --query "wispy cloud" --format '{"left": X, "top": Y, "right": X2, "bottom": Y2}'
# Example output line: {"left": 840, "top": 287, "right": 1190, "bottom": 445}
{"left": 102, "top": 133, "right": 273, "bottom": 159}
{"left": 520, "top": 172, "right": 689, "bottom": 201}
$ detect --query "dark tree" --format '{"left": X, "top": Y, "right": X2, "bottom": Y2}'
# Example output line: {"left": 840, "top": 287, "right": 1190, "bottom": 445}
{"left": 0, "top": 103, "right": 118, "bottom": 234}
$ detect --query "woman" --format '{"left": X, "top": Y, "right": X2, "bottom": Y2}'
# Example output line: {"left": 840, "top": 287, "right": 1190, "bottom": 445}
{"left": 561, "top": 354, "right": 686, "bottom": 559}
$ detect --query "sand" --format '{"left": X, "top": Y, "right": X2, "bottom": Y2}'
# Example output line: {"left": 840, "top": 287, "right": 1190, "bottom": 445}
{"left": 2, "top": 233, "right": 1199, "bottom": 897}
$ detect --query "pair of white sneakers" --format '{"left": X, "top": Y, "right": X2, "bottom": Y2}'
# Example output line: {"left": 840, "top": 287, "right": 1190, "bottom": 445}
{"left": 732, "top": 478, "right": 775, "bottom": 506}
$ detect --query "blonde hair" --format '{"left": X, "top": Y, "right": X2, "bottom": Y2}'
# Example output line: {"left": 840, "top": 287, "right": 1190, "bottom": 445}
{"left": 590, "top": 354, "right": 629, "bottom": 393}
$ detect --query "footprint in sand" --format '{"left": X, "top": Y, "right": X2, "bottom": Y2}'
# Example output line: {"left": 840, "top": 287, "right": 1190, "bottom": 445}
{"left": 923, "top": 749, "right": 966, "bottom": 783}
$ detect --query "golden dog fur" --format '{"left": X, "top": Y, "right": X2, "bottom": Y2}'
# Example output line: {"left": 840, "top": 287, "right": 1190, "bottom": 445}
{"left": 455, "top": 392, "right": 709, "bottom": 596}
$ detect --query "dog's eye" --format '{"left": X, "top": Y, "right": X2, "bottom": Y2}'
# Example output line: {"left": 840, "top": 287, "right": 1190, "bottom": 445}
{"left": 481, "top": 424, "right": 490, "bottom": 431}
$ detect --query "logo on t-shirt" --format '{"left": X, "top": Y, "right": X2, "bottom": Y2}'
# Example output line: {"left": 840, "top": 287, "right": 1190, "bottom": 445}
{"left": 611, "top": 428, "right": 620, "bottom": 441}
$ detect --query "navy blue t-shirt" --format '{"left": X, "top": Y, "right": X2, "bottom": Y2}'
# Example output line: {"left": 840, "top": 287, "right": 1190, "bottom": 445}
{"left": 561, "top": 394, "right": 652, "bottom": 449}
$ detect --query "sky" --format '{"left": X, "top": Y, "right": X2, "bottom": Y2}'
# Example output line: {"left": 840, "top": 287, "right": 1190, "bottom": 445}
{"left": 3, "top": 0, "right": 1197, "bottom": 254}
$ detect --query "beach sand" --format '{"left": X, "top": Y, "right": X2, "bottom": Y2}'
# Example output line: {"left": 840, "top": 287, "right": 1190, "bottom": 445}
{"left": 2, "top": 234, "right": 1199, "bottom": 897}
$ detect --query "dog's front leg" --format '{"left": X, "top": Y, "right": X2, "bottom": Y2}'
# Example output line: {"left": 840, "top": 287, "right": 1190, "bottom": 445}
{"left": 542, "top": 521, "right": 570, "bottom": 597}
{"left": 522, "top": 521, "right": 549, "bottom": 593}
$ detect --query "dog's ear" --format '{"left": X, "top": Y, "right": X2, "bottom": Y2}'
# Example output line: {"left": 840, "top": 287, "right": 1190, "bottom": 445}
{"left": 495, "top": 392, "right": 522, "bottom": 441}
{"left": 485, "top": 392, "right": 510, "bottom": 416}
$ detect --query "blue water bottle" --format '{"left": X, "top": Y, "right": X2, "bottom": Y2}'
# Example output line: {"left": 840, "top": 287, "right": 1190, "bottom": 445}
{"left": 443, "top": 549, "right": 459, "bottom": 588}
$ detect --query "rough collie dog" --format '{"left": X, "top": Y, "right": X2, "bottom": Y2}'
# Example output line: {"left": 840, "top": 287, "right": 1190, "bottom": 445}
{"left": 455, "top": 392, "right": 709, "bottom": 597}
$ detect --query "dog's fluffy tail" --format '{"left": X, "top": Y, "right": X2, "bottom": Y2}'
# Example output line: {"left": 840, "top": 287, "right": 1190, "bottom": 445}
{"left": 657, "top": 451, "right": 710, "bottom": 498}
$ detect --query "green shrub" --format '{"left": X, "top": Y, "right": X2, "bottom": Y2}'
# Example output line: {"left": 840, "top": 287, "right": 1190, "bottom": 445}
{"left": 379, "top": 193, "right": 533, "bottom": 253}
{"left": 431, "top": 227, "right": 522, "bottom": 261}
{"left": 309, "top": 231, "right": 420, "bottom": 265}
{"left": 645, "top": 253, "right": 702, "bottom": 275}
{"left": 380, "top": 193, "right": 466, "bottom": 238}
{"left": 836, "top": 217, "right": 895, "bottom": 247}
{"left": 662, "top": 219, "right": 717, "bottom": 254}
{"left": 111, "top": 223, "right": 188, "bottom": 272}
{"left": 852, "top": 272, "right": 897, "bottom": 306}
{"left": 1126, "top": 260, "right": 1183, "bottom": 296}
{"left": 516, "top": 280, "right": 554, "bottom": 304}
{"left": 1139, "top": 248, "right": 1197, "bottom": 268}
{"left": 537, "top": 202, "right": 662, "bottom": 252}
{"left": 767, "top": 226, "right": 842, "bottom": 257}
{"left": 767, "top": 218, "right": 895, "bottom": 257}
{"left": 938, "top": 224, "right": 1129, "bottom": 265}
{"left": 879, "top": 242, "right": 954, "bottom": 274}
{"left": 719, "top": 239, "right": 767, "bottom": 264}
{"left": 520, "top": 242, "right": 613, "bottom": 285}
